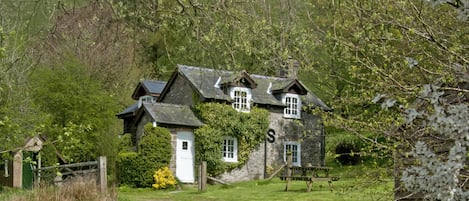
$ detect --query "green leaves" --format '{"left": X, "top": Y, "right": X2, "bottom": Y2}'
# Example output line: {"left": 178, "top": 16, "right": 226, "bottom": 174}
{"left": 30, "top": 58, "right": 120, "bottom": 162}
{"left": 193, "top": 103, "right": 269, "bottom": 176}
{"left": 117, "top": 124, "right": 172, "bottom": 187}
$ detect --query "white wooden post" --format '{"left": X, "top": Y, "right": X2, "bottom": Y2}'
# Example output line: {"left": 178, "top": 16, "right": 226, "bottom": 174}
{"left": 98, "top": 156, "right": 107, "bottom": 193}
{"left": 285, "top": 152, "right": 292, "bottom": 191}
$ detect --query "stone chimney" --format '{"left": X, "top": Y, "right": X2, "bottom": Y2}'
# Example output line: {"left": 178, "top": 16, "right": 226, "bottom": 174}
{"left": 279, "top": 57, "right": 299, "bottom": 78}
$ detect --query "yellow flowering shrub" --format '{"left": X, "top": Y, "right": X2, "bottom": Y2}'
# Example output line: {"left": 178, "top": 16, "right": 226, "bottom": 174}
{"left": 152, "top": 167, "right": 177, "bottom": 189}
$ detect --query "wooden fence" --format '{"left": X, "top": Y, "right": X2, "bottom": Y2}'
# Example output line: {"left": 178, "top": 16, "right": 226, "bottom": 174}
{"left": 33, "top": 156, "right": 107, "bottom": 192}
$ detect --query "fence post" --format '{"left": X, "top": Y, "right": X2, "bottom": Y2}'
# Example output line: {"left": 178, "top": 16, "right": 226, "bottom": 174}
{"left": 98, "top": 156, "right": 107, "bottom": 193}
{"left": 198, "top": 161, "right": 207, "bottom": 192}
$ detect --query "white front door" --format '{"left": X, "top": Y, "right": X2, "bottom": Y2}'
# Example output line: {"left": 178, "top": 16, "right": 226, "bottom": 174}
{"left": 176, "top": 131, "right": 195, "bottom": 183}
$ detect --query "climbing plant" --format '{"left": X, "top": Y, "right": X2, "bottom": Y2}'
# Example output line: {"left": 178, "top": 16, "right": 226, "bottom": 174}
{"left": 194, "top": 102, "right": 269, "bottom": 176}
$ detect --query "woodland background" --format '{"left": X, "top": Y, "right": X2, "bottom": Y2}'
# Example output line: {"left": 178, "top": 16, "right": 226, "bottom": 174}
{"left": 0, "top": 0, "right": 468, "bottom": 198}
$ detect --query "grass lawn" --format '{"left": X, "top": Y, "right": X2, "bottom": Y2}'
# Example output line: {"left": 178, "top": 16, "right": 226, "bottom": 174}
{"left": 118, "top": 177, "right": 393, "bottom": 201}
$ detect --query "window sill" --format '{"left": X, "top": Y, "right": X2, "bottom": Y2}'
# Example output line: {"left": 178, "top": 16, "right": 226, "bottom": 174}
{"left": 222, "top": 159, "right": 238, "bottom": 163}
{"left": 283, "top": 115, "right": 301, "bottom": 119}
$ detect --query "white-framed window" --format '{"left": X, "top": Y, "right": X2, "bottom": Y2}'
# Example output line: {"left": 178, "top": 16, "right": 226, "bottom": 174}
{"left": 284, "top": 141, "right": 301, "bottom": 167}
{"left": 283, "top": 93, "right": 301, "bottom": 119}
{"left": 230, "top": 87, "right": 251, "bottom": 112}
{"left": 222, "top": 136, "right": 238, "bottom": 162}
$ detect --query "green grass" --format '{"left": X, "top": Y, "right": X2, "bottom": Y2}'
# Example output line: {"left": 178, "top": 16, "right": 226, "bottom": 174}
{"left": 118, "top": 177, "right": 393, "bottom": 201}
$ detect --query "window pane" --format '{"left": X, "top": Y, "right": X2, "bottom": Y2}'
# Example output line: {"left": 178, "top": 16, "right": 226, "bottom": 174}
{"left": 223, "top": 138, "right": 237, "bottom": 160}
{"left": 232, "top": 89, "right": 250, "bottom": 111}
{"left": 285, "top": 143, "right": 300, "bottom": 165}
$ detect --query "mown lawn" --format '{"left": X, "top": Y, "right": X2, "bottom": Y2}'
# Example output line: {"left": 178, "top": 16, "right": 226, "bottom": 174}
{"left": 118, "top": 177, "right": 393, "bottom": 201}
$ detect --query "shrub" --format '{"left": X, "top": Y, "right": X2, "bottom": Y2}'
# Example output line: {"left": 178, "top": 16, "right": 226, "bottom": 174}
{"left": 118, "top": 134, "right": 134, "bottom": 152}
{"left": 152, "top": 167, "right": 177, "bottom": 189}
{"left": 137, "top": 124, "right": 172, "bottom": 187}
{"left": 116, "top": 151, "right": 139, "bottom": 187}
{"left": 335, "top": 142, "right": 361, "bottom": 165}
{"left": 117, "top": 124, "right": 172, "bottom": 187}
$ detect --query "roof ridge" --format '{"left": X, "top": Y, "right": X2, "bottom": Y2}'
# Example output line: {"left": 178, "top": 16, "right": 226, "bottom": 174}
{"left": 153, "top": 102, "right": 189, "bottom": 108}
{"left": 178, "top": 64, "right": 291, "bottom": 80}
{"left": 143, "top": 80, "right": 167, "bottom": 83}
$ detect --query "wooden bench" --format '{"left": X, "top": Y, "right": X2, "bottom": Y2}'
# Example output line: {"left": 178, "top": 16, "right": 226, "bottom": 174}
{"left": 280, "top": 175, "right": 339, "bottom": 192}
{"left": 280, "top": 153, "right": 339, "bottom": 192}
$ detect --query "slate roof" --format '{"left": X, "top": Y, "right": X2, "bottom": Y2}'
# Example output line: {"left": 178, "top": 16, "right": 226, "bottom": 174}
{"left": 131, "top": 80, "right": 167, "bottom": 100}
{"left": 120, "top": 80, "right": 167, "bottom": 117}
{"left": 116, "top": 102, "right": 138, "bottom": 117}
{"left": 142, "top": 80, "right": 167, "bottom": 94}
{"left": 172, "top": 65, "right": 331, "bottom": 111}
{"left": 143, "top": 103, "right": 204, "bottom": 127}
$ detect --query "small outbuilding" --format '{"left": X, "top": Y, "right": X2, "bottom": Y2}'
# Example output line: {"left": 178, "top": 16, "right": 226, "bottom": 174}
{"left": 0, "top": 135, "right": 43, "bottom": 189}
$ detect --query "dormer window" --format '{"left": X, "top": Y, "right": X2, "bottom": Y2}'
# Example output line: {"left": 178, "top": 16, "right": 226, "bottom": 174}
{"left": 283, "top": 93, "right": 301, "bottom": 119}
{"left": 138, "top": 95, "right": 156, "bottom": 108}
{"left": 230, "top": 87, "right": 251, "bottom": 112}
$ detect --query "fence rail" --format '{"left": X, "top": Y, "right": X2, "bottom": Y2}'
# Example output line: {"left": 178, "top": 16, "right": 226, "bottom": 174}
{"left": 35, "top": 161, "right": 98, "bottom": 171}
{"left": 32, "top": 156, "right": 107, "bottom": 192}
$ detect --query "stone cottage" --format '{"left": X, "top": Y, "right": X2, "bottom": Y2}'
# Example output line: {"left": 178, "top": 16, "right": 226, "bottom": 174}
{"left": 117, "top": 64, "right": 331, "bottom": 183}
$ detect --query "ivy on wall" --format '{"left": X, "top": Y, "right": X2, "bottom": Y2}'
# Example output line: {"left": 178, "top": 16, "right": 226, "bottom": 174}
{"left": 194, "top": 102, "right": 269, "bottom": 176}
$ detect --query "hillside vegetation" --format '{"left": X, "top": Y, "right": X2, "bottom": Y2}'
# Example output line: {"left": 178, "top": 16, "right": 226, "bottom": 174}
{"left": 0, "top": 0, "right": 468, "bottom": 199}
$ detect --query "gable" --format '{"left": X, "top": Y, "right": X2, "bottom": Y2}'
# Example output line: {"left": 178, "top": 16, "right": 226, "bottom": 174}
{"left": 131, "top": 80, "right": 167, "bottom": 100}
{"left": 220, "top": 70, "right": 257, "bottom": 89}
{"left": 271, "top": 79, "right": 308, "bottom": 95}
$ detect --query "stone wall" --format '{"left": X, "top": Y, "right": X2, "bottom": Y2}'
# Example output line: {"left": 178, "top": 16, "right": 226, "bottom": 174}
{"left": 216, "top": 108, "right": 325, "bottom": 182}
{"left": 216, "top": 144, "right": 265, "bottom": 182}
{"left": 265, "top": 108, "right": 325, "bottom": 169}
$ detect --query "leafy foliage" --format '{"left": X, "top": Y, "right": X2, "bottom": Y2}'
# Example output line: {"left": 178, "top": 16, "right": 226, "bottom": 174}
{"left": 117, "top": 124, "right": 172, "bottom": 187}
{"left": 31, "top": 59, "right": 119, "bottom": 162}
{"left": 118, "top": 134, "right": 134, "bottom": 153}
{"left": 193, "top": 103, "right": 269, "bottom": 176}
{"left": 116, "top": 151, "right": 140, "bottom": 187}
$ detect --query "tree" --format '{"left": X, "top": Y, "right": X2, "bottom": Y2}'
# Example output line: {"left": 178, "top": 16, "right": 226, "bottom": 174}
{"left": 307, "top": 0, "right": 468, "bottom": 199}
{"left": 0, "top": 0, "right": 56, "bottom": 154}
{"left": 30, "top": 58, "right": 120, "bottom": 162}
{"left": 111, "top": 0, "right": 326, "bottom": 78}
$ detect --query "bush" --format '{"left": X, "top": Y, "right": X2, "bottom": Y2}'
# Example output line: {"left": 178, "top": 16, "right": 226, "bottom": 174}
{"left": 152, "top": 167, "right": 177, "bottom": 189}
{"left": 335, "top": 142, "right": 361, "bottom": 165}
{"left": 137, "top": 124, "right": 172, "bottom": 187}
{"left": 116, "top": 152, "right": 139, "bottom": 187}
{"left": 117, "top": 124, "right": 172, "bottom": 187}
{"left": 118, "top": 134, "right": 134, "bottom": 152}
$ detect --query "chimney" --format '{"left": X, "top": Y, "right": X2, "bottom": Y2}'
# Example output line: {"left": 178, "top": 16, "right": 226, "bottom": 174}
{"left": 279, "top": 57, "right": 299, "bottom": 78}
